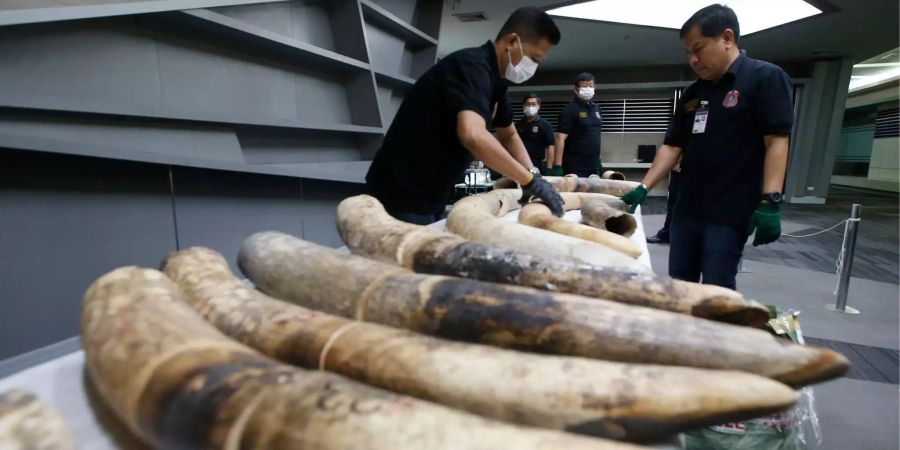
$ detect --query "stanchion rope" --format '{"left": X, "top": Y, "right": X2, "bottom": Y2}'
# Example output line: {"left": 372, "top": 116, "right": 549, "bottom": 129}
{"left": 782, "top": 217, "right": 860, "bottom": 238}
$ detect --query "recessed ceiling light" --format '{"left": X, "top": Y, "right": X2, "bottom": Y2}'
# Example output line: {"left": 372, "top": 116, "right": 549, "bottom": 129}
{"left": 548, "top": 0, "right": 822, "bottom": 36}
{"left": 854, "top": 63, "right": 900, "bottom": 68}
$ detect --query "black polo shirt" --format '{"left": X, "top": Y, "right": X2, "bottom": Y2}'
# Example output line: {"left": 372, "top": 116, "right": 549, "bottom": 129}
{"left": 557, "top": 97, "right": 603, "bottom": 177}
{"left": 665, "top": 55, "right": 793, "bottom": 228}
{"left": 516, "top": 116, "right": 554, "bottom": 167}
{"left": 366, "top": 41, "right": 512, "bottom": 213}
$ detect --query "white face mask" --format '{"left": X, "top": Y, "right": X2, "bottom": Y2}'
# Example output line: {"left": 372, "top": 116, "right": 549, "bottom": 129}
{"left": 505, "top": 36, "right": 538, "bottom": 84}
{"left": 523, "top": 106, "right": 539, "bottom": 117}
{"left": 577, "top": 87, "right": 595, "bottom": 101}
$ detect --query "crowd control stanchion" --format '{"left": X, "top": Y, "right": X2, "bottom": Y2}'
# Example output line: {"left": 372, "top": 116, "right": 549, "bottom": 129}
{"left": 826, "top": 204, "right": 862, "bottom": 315}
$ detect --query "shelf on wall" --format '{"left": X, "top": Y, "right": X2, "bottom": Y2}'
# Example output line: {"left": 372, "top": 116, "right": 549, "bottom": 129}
{"left": 0, "top": 0, "right": 441, "bottom": 185}
{"left": 366, "top": 0, "right": 442, "bottom": 40}
{"left": 0, "top": 13, "right": 385, "bottom": 130}
{"left": 0, "top": 131, "right": 373, "bottom": 184}
{"left": 359, "top": 0, "right": 437, "bottom": 49}
{"left": 0, "top": 103, "right": 384, "bottom": 136}
{"left": 255, "top": 160, "right": 372, "bottom": 184}
{"left": 171, "top": 9, "right": 372, "bottom": 73}
{"left": 0, "top": 0, "right": 288, "bottom": 27}
{"left": 204, "top": 0, "right": 371, "bottom": 63}
{"left": 373, "top": 70, "right": 416, "bottom": 89}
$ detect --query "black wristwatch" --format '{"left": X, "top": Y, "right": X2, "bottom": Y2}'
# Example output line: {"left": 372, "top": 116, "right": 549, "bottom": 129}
{"left": 762, "top": 192, "right": 784, "bottom": 205}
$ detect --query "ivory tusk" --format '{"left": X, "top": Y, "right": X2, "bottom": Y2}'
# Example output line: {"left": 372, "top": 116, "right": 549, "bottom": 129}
{"left": 545, "top": 175, "right": 642, "bottom": 196}
{"left": 336, "top": 194, "right": 770, "bottom": 327}
{"left": 581, "top": 200, "right": 638, "bottom": 238}
{"left": 162, "top": 247, "right": 797, "bottom": 442}
{"left": 447, "top": 189, "right": 650, "bottom": 272}
{"left": 82, "top": 266, "right": 636, "bottom": 450}
{"left": 0, "top": 390, "right": 75, "bottom": 450}
{"left": 518, "top": 202, "right": 641, "bottom": 258}
{"left": 240, "top": 231, "right": 850, "bottom": 388}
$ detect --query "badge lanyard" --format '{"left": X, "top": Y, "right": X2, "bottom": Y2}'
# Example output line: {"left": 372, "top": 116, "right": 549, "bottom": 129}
{"left": 692, "top": 100, "right": 709, "bottom": 134}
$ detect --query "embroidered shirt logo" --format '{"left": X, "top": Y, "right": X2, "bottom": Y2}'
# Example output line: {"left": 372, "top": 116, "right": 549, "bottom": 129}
{"left": 532, "top": 126, "right": 539, "bottom": 133}
{"left": 723, "top": 90, "right": 740, "bottom": 108}
{"left": 595, "top": 111, "right": 601, "bottom": 119}
{"left": 579, "top": 111, "right": 589, "bottom": 118}
{"left": 685, "top": 99, "right": 699, "bottom": 112}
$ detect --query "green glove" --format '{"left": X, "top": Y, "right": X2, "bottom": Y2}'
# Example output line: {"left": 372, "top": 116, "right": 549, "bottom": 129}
{"left": 748, "top": 203, "right": 782, "bottom": 246}
{"left": 621, "top": 185, "right": 648, "bottom": 213}
{"left": 546, "top": 165, "right": 564, "bottom": 176}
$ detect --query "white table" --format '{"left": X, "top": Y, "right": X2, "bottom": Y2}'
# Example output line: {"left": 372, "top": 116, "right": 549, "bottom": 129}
{"left": 0, "top": 351, "right": 147, "bottom": 449}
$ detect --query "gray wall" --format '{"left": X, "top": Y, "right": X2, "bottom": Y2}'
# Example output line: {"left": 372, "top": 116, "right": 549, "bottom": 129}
{"left": 0, "top": 0, "right": 441, "bottom": 362}
{"left": 0, "top": 150, "right": 365, "bottom": 361}
{"left": 0, "top": 151, "right": 175, "bottom": 361}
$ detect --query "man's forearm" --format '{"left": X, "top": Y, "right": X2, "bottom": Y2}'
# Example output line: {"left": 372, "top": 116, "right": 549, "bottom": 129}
{"left": 641, "top": 145, "right": 682, "bottom": 189}
{"left": 468, "top": 128, "right": 532, "bottom": 184}
{"left": 554, "top": 134, "right": 566, "bottom": 166}
{"left": 503, "top": 133, "right": 533, "bottom": 168}
{"left": 546, "top": 145, "right": 555, "bottom": 169}
{"left": 495, "top": 125, "right": 533, "bottom": 168}
{"left": 762, "top": 135, "right": 790, "bottom": 193}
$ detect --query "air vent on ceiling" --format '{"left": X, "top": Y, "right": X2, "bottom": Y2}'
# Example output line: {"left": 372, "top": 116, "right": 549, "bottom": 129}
{"left": 453, "top": 11, "right": 489, "bottom": 22}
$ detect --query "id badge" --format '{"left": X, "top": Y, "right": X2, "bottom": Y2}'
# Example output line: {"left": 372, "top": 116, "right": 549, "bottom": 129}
{"left": 692, "top": 101, "right": 709, "bottom": 134}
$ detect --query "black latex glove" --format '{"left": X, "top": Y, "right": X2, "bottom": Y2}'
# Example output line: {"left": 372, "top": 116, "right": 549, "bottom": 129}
{"left": 520, "top": 173, "right": 565, "bottom": 217}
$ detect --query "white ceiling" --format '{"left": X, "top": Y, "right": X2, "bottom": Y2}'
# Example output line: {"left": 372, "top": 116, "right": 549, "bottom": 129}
{"left": 438, "top": 0, "right": 900, "bottom": 70}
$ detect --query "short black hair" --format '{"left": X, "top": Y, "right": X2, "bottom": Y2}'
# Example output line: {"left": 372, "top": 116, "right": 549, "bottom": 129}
{"left": 680, "top": 4, "right": 740, "bottom": 42}
{"left": 522, "top": 93, "right": 541, "bottom": 105}
{"left": 496, "top": 7, "right": 561, "bottom": 45}
{"left": 574, "top": 72, "right": 595, "bottom": 86}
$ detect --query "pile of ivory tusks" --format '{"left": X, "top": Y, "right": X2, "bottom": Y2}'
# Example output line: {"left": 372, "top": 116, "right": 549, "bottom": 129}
{"left": 72, "top": 187, "right": 850, "bottom": 449}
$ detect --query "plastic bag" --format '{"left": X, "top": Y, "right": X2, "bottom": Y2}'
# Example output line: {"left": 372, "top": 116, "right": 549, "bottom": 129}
{"left": 681, "top": 308, "right": 822, "bottom": 450}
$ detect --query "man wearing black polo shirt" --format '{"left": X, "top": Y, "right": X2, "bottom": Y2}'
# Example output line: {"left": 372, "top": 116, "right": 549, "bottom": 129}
{"left": 554, "top": 72, "right": 603, "bottom": 177}
{"left": 516, "top": 93, "right": 555, "bottom": 172}
{"left": 366, "top": 7, "right": 565, "bottom": 225}
{"left": 621, "top": 4, "right": 792, "bottom": 290}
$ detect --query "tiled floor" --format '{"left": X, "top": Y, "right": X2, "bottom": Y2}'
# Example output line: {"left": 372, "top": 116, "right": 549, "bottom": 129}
{"left": 642, "top": 185, "right": 900, "bottom": 450}
{"left": 806, "top": 337, "right": 899, "bottom": 384}
{"left": 644, "top": 186, "right": 899, "bottom": 284}
{"left": 747, "top": 187, "right": 899, "bottom": 284}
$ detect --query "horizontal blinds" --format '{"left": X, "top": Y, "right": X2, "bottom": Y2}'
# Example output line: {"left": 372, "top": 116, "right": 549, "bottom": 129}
{"left": 510, "top": 97, "right": 674, "bottom": 133}
{"left": 874, "top": 107, "right": 899, "bottom": 138}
